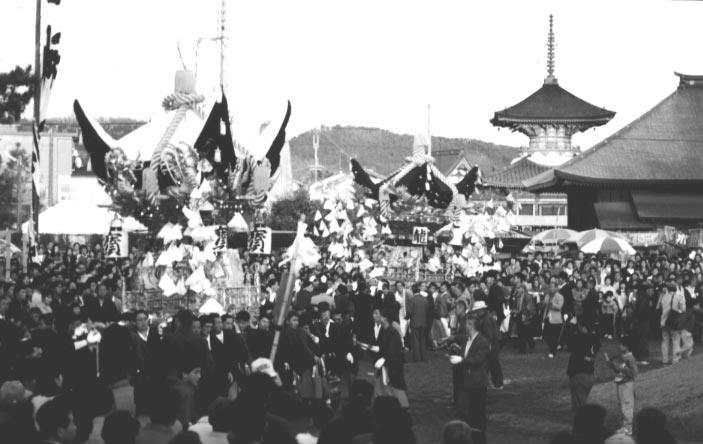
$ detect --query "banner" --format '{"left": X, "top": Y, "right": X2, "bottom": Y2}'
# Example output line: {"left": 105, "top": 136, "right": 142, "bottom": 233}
{"left": 412, "top": 226, "right": 429, "bottom": 245}
{"left": 213, "top": 225, "right": 228, "bottom": 252}
{"left": 248, "top": 226, "right": 272, "bottom": 255}
{"left": 104, "top": 224, "right": 128, "bottom": 258}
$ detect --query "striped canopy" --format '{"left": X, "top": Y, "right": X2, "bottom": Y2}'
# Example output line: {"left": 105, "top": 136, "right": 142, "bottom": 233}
{"left": 580, "top": 237, "right": 636, "bottom": 255}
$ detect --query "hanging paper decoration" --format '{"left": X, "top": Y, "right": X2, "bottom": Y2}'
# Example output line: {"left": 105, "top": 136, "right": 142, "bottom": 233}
{"left": 248, "top": 226, "right": 272, "bottom": 255}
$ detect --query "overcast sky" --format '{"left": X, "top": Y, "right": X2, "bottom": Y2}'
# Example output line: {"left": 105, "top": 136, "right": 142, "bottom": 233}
{"left": 3, "top": 0, "right": 703, "bottom": 153}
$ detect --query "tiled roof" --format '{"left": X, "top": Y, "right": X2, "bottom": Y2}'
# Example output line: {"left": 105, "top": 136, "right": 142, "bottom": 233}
{"left": 485, "top": 156, "right": 550, "bottom": 189}
{"left": 491, "top": 83, "right": 615, "bottom": 125}
{"left": 527, "top": 73, "right": 703, "bottom": 191}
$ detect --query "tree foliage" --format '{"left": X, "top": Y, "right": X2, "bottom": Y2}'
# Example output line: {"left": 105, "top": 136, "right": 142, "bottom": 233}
{"left": 266, "top": 188, "right": 324, "bottom": 231}
{"left": 0, "top": 65, "right": 34, "bottom": 123}
{"left": 0, "top": 143, "right": 32, "bottom": 229}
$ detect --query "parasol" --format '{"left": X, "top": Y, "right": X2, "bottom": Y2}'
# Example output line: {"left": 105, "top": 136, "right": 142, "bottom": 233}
{"left": 580, "top": 236, "right": 636, "bottom": 255}
{"left": 531, "top": 228, "right": 578, "bottom": 244}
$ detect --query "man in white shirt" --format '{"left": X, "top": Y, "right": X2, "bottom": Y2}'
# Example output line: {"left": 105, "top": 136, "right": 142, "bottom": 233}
{"left": 657, "top": 283, "right": 686, "bottom": 365}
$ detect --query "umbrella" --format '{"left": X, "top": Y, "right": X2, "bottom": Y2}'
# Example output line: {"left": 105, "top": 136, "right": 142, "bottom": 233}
{"left": 580, "top": 237, "right": 636, "bottom": 255}
{"left": 531, "top": 228, "right": 578, "bottom": 244}
{"left": 571, "top": 229, "right": 626, "bottom": 247}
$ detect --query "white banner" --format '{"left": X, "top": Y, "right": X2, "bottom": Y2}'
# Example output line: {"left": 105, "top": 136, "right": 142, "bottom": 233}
{"left": 248, "top": 226, "right": 272, "bottom": 255}
{"left": 104, "top": 226, "right": 128, "bottom": 258}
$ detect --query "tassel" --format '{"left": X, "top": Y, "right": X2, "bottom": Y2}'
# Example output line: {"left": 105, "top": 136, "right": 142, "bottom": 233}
{"left": 214, "top": 148, "right": 222, "bottom": 164}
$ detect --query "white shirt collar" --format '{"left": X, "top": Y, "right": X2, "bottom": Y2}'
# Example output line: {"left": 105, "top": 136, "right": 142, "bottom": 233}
{"left": 216, "top": 332, "right": 224, "bottom": 342}
{"left": 138, "top": 328, "right": 149, "bottom": 342}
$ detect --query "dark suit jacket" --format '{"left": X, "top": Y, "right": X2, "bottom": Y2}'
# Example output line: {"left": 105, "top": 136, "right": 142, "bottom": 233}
{"left": 457, "top": 332, "right": 490, "bottom": 389}
{"left": 377, "top": 325, "right": 406, "bottom": 390}
{"left": 246, "top": 328, "right": 273, "bottom": 360}
{"left": 407, "top": 294, "right": 429, "bottom": 328}
{"left": 162, "top": 328, "right": 211, "bottom": 381}
{"left": 487, "top": 284, "right": 505, "bottom": 322}
{"left": 131, "top": 327, "right": 163, "bottom": 381}
{"left": 85, "top": 297, "right": 119, "bottom": 323}
{"left": 211, "top": 331, "right": 249, "bottom": 381}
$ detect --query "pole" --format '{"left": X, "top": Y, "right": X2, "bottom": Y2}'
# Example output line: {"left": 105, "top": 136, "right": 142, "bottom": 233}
{"left": 269, "top": 215, "right": 305, "bottom": 363}
{"left": 34, "top": 0, "right": 41, "bottom": 124}
{"left": 219, "top": 0, "right": 227, "bottom": 93}
{"left": 16, "top": 158, "right": 22, "bottom": 233}
{"left": 48, "top": 130, "right": 54, "bottom": 206}
{"left": 427, "top": 104, "right": 431, "bottom": 156}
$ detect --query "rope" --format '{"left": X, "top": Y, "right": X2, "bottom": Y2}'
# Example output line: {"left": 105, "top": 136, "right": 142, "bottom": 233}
{"left": 151, "top": 93, "right": 206, "bottom": 173}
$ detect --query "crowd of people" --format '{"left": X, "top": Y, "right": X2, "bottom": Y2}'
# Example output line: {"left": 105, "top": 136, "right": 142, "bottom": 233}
{"left": 0, "top": 238, "right": 701, "bottom": 444}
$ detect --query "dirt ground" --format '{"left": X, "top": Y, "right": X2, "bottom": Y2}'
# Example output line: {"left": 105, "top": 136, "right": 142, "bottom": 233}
{"left": 355, "top": 339, "right": 703, "bottom": 444}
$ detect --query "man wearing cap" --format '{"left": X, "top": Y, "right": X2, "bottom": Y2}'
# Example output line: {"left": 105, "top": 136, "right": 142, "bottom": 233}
{"left": 450, "top": 314, "right": 490, "bottom": 444}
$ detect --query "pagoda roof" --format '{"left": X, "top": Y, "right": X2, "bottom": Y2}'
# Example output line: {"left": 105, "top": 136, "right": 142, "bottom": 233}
{"left": 525, "top": 72, "right": 703, "bottom": 191}
{"left": 484, "top": 156, "right": 550, "bottom": 190}
{"left": 491, "top": 82, "right": 615, "bottom": 126}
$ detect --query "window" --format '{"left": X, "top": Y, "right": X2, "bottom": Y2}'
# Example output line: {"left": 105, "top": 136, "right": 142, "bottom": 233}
{"left": 540, "top": 205, "right": 566, "bottom": 216}
{"left": 519, "top": 204, "right": 534, "bottom": 216}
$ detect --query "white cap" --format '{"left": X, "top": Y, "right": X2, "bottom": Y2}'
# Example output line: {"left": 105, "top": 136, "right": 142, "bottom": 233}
{"left": 251, "top": 358, "right": 278, "bottom": 379}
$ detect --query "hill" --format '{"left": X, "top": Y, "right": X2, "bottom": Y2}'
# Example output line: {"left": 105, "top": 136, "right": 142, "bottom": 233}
{"left": 288, "top": 125, "right": 518, "bottom": 183}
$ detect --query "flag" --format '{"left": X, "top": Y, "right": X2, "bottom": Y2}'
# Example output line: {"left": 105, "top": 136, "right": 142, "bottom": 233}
{"left": 194, "top": 89, "right": 236, "bottom": 183}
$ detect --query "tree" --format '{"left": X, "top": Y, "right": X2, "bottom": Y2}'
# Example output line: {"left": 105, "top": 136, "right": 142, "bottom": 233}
{"left": 0, "top": 65, "right": 35, "bottom": 123}
{"left": 266, "top": 188, "right": 324, "bottom": 231}
{"left": 0, "top": 143, "right": 32, "bottom": 230}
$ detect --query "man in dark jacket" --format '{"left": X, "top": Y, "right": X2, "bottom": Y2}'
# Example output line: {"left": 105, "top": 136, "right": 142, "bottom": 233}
{"left": 206, "top": 314, "right": 250, "bottom": 404}
{"left": 473, "top": 301, "right": 505, "bottom": 390}
{"left": 486, "top": 272, "right": 506, "bottom": 324}
{"left": 406, "top": 283, "right": 429, "bottom": 362}
{"left": 131, "top": 309, "right": 162, "bottom": 415}
{"left": 567, "top": 321, "right": 601, "bottom": 412}
{"left": 452, "top": 314, "right": 490, "bottom": 444}
{"left": 85, "top": 283, "right": 119, "bottom": 324}
{"left": 632, "top": 284, "right": 654, "bottom": 364}
{"left": 162, "top": 310, "right": 211, "bottom": 383}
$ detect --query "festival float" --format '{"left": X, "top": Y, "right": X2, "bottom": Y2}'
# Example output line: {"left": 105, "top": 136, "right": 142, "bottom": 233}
{"left": 74, "top": 70, "right": 291, "bottom": 313}
{"left": 307, "top": 136, "right": 519, "bottom": 284}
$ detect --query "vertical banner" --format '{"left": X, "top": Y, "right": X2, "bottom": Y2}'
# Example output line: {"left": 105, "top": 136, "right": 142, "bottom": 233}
{"left": 412, "top": 226, "right": 429, "bottom": 245}
{"left": 213, "top": 225, "right": 228, "bottom": 252}
{"left": 248, "top": 226, "right": 272, "bottom": 255}
{"left": 104, "top": 220, "right": 128, "bottom": 258}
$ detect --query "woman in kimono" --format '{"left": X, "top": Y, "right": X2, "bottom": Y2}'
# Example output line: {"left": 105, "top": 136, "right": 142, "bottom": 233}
{"left": 373, "top": 307, "right": 408, "bottom": 408}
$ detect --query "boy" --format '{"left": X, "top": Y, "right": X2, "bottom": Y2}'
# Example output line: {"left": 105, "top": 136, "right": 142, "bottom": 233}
{"left": 174, "top": 363, "right": 202, "bottom": 429}
{"left": 605, "top": 338, "right": 638, "bottom": 435}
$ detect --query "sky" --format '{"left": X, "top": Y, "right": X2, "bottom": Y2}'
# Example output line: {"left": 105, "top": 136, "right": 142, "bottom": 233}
{"left": 3, "top": 0, "right": 703, "bottom": 153}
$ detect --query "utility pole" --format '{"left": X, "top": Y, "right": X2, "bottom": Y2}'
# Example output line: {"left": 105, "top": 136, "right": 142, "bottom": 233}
{"left": 34, "top": 0, "right": 41, "bottom": 124}
{"left": 312, "top": 127, "right": 321, "bottom": 182}
{"left": 427, "top": 104, "right": 432, "bottom": 156}
{"left": 218, "top": 0, "right": 227, "bottom": 93}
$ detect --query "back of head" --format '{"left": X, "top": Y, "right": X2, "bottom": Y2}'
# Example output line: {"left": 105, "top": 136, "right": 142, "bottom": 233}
{"left": 372, "top": 397, "right": 414, "bottom": 444}
{"left": 102, "top": 410, "right": 140, "bottom": 444}
{"left": 442, "top": 420, "right": 473, "bottom": 444}
{"left": 169, "top": 431, "right": 202, "bottom": 444}
{"left": 349, "top": 379, "right": 374, "bottom": 408}
{"left": 36, "top": 396, "right": 72, "bottom": 439}
{"left": 149, "top": 385, "right": 180, "bottom": 425}
{"left": 573, "top": 404, "right": 607, "bottom": 439}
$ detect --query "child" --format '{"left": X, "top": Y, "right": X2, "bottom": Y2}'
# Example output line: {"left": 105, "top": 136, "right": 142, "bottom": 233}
{"left": 605, "top": 338, "right": 638, "bottom": 435}
{"left": 601, "top": 291, "right": 617, "bottom": 339}
{"left": 174, "top": 363, "right": 202, "bottom": 429}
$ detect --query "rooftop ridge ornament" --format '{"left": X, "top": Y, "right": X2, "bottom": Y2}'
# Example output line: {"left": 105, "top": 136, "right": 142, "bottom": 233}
{"left": 545, "top": 14, "right": 557, "bottom": 85}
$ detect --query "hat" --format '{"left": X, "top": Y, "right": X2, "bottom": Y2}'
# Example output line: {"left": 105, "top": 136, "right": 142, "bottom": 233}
{"left": 251, "top": 358, "right": 278, "bottom": 379}
{"left": 0, "top": 381, "right": 29, "bottom": 406}
{"left": 471, "top": 300, "right": 488, "bottom": 311}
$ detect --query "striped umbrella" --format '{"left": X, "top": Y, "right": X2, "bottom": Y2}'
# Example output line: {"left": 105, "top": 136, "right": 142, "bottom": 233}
{"left": 531, "top": 228, "right": 578, "bottom": 244}
{"left": 580, "top": 237, "right": 636, "bottom": 255}
{"left": 572, "top": 229, "right": 626, "bottom": 247}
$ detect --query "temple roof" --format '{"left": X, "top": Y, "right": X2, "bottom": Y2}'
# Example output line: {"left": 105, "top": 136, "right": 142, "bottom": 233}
{"left": 525, "top": 72, "right": 703, "bottom": 191}
{"left": 491, "top": 83, "right": 615, "bottom": 126}
{"left": 484, "top": 156, "right": 550, "bottom": 189}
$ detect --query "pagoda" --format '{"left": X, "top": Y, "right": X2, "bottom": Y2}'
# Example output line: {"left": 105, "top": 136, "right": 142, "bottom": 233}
{"left": 484, "top": 15, "right": 615, "bottom": 229}
{"left": 490, "top": 15, "right": 615, "bottom": 167}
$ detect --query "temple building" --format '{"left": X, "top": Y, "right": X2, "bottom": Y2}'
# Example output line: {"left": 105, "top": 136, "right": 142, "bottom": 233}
{"left": 525, "top": 72, "right": 703, "bottom": 231}
{"left": 485, "top": 15, "right": 615, "bottom": 228}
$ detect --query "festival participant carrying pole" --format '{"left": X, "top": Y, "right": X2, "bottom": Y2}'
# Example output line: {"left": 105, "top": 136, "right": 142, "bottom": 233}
{"left": 270, "top": 215, "right": 320, "bottom": 362}
{"left": 270, "top": 215, "right": 305, "bottom": 362}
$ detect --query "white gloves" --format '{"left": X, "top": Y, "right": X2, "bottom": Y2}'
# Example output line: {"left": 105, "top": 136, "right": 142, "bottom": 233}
{"left": 87, "top": 330, "right": 102, "bottom": 345}
{"left": 374, "top": 358, "right": 385, "bottom": 369}
{"left": 346, "top": 352, "right": 354, "bottom": 364}
{"left": 369, "top": 346, "right": 380, "bottom": 353}
{"left": 449, "top": 355, "right": 463, "bottom": 365}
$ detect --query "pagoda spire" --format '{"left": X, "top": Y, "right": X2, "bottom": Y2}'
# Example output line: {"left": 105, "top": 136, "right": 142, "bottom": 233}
{"left": 545, "top": 14, "right": 557, "bottom": 85}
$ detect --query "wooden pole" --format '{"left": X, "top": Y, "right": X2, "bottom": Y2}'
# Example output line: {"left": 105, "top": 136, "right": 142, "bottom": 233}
{"left": 269, "top": 215, "right": 305, "bottom": 363}
{"left": 34, "top": 0, "right": 41, "bottom": 124}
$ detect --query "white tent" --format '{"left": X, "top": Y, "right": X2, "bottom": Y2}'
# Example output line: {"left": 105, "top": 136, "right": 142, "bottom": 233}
{"left": 22, "top": 201, "right": 147, "bottom": 235}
